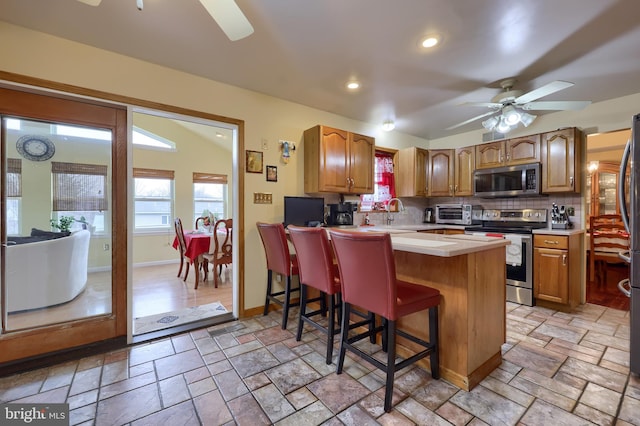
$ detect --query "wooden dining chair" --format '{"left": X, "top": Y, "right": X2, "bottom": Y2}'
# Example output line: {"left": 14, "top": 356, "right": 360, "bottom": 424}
{"left": 589, "top": 214, "right": 629, "bottom": 285}
{"left": 202, "top": 219, "right": 232, "bottom": 288}
{"left": 174, "top": 218, "right": 191, "bottom": 282}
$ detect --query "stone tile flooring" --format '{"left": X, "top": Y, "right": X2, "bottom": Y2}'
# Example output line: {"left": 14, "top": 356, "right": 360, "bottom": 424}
{"left": 1, "top": 302, "right": 639, "bottom": 425}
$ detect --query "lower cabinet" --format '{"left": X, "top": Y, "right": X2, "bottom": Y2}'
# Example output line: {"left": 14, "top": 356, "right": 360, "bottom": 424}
{"left": 533, "top": 233, "right": 582, "bottom": 311}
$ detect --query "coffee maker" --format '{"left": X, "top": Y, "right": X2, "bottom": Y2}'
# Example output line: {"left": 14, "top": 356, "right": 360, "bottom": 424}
{"left": 327, "top": 203, "right": 354, "bottom": 226}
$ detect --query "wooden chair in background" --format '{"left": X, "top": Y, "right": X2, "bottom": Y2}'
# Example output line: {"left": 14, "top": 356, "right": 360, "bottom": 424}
{"left": 589, "top": 214, "right": 629, "bottom": 285}
{"left": 202, "top": 218, "right": 232, "bottom": 288}
{"left": 174, "top": 218, "right": 191, "bottom": 282}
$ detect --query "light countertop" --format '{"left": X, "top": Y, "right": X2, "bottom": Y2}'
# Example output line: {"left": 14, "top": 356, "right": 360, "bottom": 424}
{"left": 326, "top": 228, "right": 509, "bottom": 257}
{"left": 532, "top": 228, "right": 585, "bottom": 236}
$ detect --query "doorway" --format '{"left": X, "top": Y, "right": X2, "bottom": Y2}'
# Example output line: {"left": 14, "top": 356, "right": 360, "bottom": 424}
{"left": 585, "top": 128, "right": 631, "bottom": 310}
{"left": 130, "top": 109, "right": 237, "bottom": 338}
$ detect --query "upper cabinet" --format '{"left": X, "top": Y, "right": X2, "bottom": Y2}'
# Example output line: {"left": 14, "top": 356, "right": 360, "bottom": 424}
{"left": 396, "top": 147, "right": 428, "bottom": 197}
{"left": 541, "top": 128, "right": 582, "bottom": 193}
{"left": 454, "top": 146, "right": 475, "bottom": 196}
{"left": 428, "top": 149, "right": 455, "bottom": 196}
{"left": 475, "top": 135, "right": 540, "bottom": 169}
{"left": 304, "top": 125, "right": 374, "bottom": 194}
{"left": 397, "top": 146, "right": 474, "bottom": 197}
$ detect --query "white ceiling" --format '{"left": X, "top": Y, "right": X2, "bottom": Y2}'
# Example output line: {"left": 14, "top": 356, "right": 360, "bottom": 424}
{"left": 2, "top": 0, "right": 640, "bottom": 140}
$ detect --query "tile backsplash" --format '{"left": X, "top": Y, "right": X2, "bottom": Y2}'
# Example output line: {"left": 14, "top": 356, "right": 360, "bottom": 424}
{"left": 353, "top": 194, "right": 583, "bottom": 229}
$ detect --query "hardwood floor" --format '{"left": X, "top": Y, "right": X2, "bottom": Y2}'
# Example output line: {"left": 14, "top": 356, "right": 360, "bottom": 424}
{"left": 586, "top": 262, "right": 630, "bottom": 311}
{"left": 6, "top": 263, "right": 233, "bottom": 332}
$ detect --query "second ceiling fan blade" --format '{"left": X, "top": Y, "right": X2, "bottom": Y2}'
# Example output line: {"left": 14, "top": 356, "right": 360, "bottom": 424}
{"left": 514, "top": 80, "right": 574, "bottom": 104}
{"left": 199, "top": 0, "right": 254, "bottom": 41}
{"left": 76, "top": 0, "right": 102, "bottom": 5}
{"left": 522, "top": 100, "right": 591, "bottom": 111}
{"left": 445, "top": 110, "right": 498, "bottom": 130}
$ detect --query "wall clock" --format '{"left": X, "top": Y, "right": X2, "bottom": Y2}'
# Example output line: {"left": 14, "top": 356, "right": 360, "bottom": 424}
{"left": 16, "top": 135, "right": 56, "bottom": 161}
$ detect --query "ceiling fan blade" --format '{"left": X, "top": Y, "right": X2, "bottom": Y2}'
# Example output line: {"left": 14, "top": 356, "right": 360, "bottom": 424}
{"left": 522, "top": 100, "right": 591, "bottom": 111}
{"left": 445, "top": 110, "right": 498, "bottom": 130}
{"left": 514, "top": 80, "right": 574, "bottom": 104}
{"left": 460, "top": 101, "right": 503, "bottom": 109}
{"left": 76, "top": 0, "right": 102, "bottom": 5}
{"left": 199, "top": 0, "right": 254, "bottom": 41}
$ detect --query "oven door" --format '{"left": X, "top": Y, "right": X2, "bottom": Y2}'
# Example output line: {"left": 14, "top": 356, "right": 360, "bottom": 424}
{"left": 505, "top": 234, "right": 533, "bottom": 305}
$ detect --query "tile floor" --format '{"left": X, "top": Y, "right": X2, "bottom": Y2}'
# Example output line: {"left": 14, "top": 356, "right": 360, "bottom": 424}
{"left": 1, "top": 302, "right": 639, "bottom": 426}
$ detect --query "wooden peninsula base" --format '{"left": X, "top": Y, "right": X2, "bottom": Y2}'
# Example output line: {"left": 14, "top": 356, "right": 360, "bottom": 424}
{"left": 391, "top": 237, "right": 507, "bottom": 391}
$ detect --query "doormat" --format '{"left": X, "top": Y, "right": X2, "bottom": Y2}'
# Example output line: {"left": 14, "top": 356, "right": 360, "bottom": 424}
{"left": 134, "top": 302, "right": 228, "bottom": 335}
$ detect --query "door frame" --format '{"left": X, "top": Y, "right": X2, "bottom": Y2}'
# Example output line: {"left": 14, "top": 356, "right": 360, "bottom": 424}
{"left": 0, "top": 71, "right": 245, "bottom": 365}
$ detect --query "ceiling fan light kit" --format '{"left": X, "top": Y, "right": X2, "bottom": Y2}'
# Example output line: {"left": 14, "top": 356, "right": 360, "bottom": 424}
{"left": 382, "top": 120, "right": 396, "bottom": 131}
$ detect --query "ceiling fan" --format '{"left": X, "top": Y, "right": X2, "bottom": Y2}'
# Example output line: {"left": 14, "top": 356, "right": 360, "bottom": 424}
{"left": 76, "top": 0, "right": 254, "bottom": 41}
{"left": 446, "top": 78, "right": 591, "bottom": 133}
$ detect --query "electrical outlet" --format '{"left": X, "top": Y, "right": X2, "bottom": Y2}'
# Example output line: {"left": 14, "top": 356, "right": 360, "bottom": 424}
{"left": 567, "top": 206, "right": 575, "bottom": 216}
{"left": 262, "top": 138, "right": 268, "bottom": 150}
{"left": 103, "top": 243, "right": 109, "bottom": 251}
{"left": 254, "top": 192, "right": 273, "bottom": 204}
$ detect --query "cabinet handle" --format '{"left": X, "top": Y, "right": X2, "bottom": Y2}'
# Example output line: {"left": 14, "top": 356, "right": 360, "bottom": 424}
{"left": 506, "top": 152, "right": 510, "bottom": 161}
{"left": 544, "top": 240, "right": 559, "bottom": 245}
{"left": 570, "top": 176, "right": 574, "bottom": 188}
{"left": 449, "top": 185, "right": 453, "bottom": 195}
{"left": 455, "top": 184, "right": 458, "bottom": 192}
{"left": 499, "top": 149, "right": 503, "bottom": 162}
{"left": 562, "top": 254, "right": 567, "bottom": 265}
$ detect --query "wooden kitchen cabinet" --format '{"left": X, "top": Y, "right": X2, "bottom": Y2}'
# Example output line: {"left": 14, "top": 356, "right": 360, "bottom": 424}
{"left": 541, "top": 128, "right": 582, "bottom": 193}
{"left": 428, "top": 149, "right": 454, "bottom": 196}
{"left": 585, "top": 160, "right": 629, "bottom": 225}
{"left": 475, "top": 135, "right": 540, "bottom": 169}
{"left": 304, "top": 125, "right": 375, "bottom": 194}
{"left": 396, "top": 147, "right": 428, "bottom": 197}
{"left": 533, "top": 233, "right": 582, "bottom": 311}
{"left": 454, "top": 146, "right": 475, "bottom": 196}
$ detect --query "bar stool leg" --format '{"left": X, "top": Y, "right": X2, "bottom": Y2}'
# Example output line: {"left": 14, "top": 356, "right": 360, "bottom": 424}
{"left": 282, "top": 276, "right": 292, "bottom": 330}
{"left": 429, "top": 306, "right": 440, "bottom": 379}
{"left": 263, "top": 270, "right": 273, "bottom": 316}
{"left": 384, "top": 320, "right": 397, "bottom": 413}
{"left": 336, "top": 302, "right": 351, "bottom": 374}
{"left": 326, "top": 295, "right": 336, "bottom": 364}
{"left": 296, "top": 284, "right": 308, "bottom": 341}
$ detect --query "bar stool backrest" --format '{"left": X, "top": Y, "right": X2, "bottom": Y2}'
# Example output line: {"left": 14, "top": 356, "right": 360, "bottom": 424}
{"left": 330, "top": 230, "right": 398, "bottom": 319}
{"left": 256, "top": 222, "right": 293, "bottom": 276}
{"left": 288, "top": 225, "right": 339, "bottom": 295}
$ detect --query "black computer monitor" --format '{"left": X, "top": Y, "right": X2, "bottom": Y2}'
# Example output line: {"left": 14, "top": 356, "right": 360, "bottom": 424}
{"left": 283, "top": 196, "right": 325, "bottom": 227}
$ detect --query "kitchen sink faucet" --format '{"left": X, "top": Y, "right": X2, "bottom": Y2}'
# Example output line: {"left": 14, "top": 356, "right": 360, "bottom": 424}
{"left": 386, "top": 198, "right": 405, "bottom": 225}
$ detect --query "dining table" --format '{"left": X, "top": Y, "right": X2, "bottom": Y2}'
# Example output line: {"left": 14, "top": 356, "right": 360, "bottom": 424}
{"left": 172, "top": 230, "right": 226, "bottom": 288}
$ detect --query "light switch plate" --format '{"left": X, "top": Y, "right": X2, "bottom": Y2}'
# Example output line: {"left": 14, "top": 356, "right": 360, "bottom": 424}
{"left": 254, "top": 192, "right": 273, "bottom": 204}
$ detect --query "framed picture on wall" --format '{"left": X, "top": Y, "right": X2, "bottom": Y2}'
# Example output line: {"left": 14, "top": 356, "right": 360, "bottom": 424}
{"left": 266, "top": 165, "right": 277, "bottom": 182}
{"left": 246, "top": 150, "right": 263, "bottom": 173}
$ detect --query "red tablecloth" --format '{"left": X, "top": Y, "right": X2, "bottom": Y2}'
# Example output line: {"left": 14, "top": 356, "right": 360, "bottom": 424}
{"left": 172, "top": 231, "right": 211, "bottom": 263}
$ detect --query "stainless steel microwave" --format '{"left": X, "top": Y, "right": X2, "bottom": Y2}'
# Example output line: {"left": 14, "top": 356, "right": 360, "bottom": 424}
{"left": 474, "top": 163, "right": 541, "bottom": 198}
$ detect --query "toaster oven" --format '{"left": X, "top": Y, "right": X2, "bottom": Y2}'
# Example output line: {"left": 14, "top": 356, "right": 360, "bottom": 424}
{"left": 435, "top": 204, "right": 483, "bottom": 225}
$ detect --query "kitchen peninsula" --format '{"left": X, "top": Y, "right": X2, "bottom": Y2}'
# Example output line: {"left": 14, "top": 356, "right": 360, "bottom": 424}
{"left": 381, "top": 231, "right": 510, "bottom": 391}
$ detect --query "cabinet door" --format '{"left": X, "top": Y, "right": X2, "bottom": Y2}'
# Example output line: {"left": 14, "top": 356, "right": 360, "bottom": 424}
{"left": 428, "top": 149, "right": 454, "bottom": 196}
{"left": 349, "top": 132, "right": 375, "bottom": 193}
{"left": 541, "top": 128, "right": 580, "bottom": 193}
{"left": 397, "top": 147, "right": 428, "bottom": 197}
{"left": 454, "top": 146, "right": 475, "bottom": 196}
{"left": 506, "top": 134, "right": 540, "bottom": 165}
{"left": 475, "top": 141, "right": 504, "bottom": 169}
{"left": 534, "top": 247, "right": 569, "bottom": 304}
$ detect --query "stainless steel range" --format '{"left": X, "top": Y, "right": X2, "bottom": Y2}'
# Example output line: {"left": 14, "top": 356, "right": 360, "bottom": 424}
{"left": 465, "top": 209, "right": 548, "bottom": 306}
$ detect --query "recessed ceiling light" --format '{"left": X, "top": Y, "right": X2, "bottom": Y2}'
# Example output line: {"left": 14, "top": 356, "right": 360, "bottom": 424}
{"left": 421, "top": 35, "right": 440, "bottom": 48}
{"left": 346, "top": 81, "right": 360, "bottom": 90}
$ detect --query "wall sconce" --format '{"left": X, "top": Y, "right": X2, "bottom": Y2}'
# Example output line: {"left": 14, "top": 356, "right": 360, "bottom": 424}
{"left": 279, "top": 140, "right": 296, "bottom": 164}
{"left": 588, "top": 160, "right": 599, "bottom": 173}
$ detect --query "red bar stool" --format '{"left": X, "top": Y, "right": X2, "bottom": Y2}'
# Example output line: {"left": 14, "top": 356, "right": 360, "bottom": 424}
{"left": 256, "top": 222, "right": 300, "bottom": 330}
{"left": 288, "top": 225, "right": 376, "bottom": 364}
{"left": 329, "top": 229, "right": 440, "bottom": 413}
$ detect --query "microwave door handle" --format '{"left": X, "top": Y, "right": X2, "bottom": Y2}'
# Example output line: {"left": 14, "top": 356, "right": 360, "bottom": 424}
{"left": 619, "top": 138, "right": 631, "bottom": 233}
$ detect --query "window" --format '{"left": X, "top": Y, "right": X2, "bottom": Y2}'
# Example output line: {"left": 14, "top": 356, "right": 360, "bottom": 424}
{"left": 360, "top": 151, "right": 396, "bottom": 211}
{"left": 133, "top": 168, "right": 175, "bottom": 231}
{"left": 193, "top": 172, "right": 228, "bottom": 223}
{"left": 52, "top": 161, "right": 108, "bottom": 233}
{"left": 6, "top": 158, "right": 21, "bottom": 235}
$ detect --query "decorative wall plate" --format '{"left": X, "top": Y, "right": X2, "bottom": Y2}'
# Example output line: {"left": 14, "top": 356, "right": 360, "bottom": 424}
{"left": 16, "top": 135, "right": 56, "bottom": 161}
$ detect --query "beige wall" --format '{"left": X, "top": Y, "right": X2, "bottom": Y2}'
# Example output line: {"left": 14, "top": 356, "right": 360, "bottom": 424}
{"left": 2, "top": 21, "right": 640, "bottom": 310}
